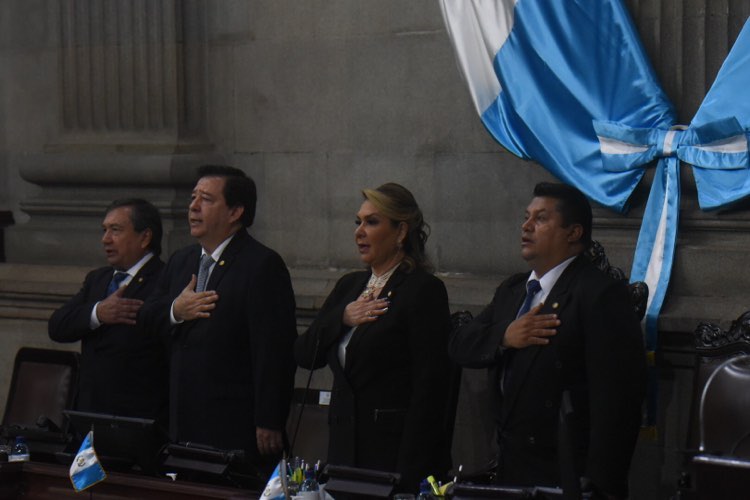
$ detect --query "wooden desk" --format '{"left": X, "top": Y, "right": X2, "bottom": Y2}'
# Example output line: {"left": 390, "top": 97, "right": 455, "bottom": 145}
{"left": 0, "top": 461, "right": 259, "bottom": 500}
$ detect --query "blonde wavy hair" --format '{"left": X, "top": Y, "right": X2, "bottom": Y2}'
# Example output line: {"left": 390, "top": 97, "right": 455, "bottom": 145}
{"left": 361, "top": 183, "right": 432, "bottom": 273}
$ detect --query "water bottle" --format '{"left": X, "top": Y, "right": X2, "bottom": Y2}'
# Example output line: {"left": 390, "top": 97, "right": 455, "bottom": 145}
{"left": 298, "top": 468, "right": 320, "bottom": 498}
{"left": 417, "top": 479, "right": 434, "bottom": 500}
{"left": 8, "top": 436, "right": 30, "bottom": 462}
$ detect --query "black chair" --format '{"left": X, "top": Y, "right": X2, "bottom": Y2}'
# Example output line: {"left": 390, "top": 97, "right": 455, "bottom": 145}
{"left": 673, "top": 314, "right": 750, "bottom": 499}
{"left": 697, "top": 354, "right": 750, "bottom": 457}
{"left": 1, "top": 347, "right": 79, "bottom": 459}
{"left": 583, "top": 240, "right": 648, "bottom": 320}
{"left": 286, "top": 387, "right": 330, "bottom": 464}
{"left": 683, "top": 354, "right": 750, "bottom": 500}
{"left": 690, "top": 455, "right": 750, "bottom": 500}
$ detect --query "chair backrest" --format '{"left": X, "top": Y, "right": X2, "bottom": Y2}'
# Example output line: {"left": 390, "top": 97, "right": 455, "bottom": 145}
{"left": 2, "top": 347, "right": 80, "bottom": 431}
{"left": 698, "top": 354, "right": 750, "bottom": 457}
{"left": 286, "top": 387, "right": 330, "bottom": 464}
{"left": 584, "top": 240, "right": 648, "bottom": 320}
{"left": 685, "top": 318, "right": 750, "bottom": 451}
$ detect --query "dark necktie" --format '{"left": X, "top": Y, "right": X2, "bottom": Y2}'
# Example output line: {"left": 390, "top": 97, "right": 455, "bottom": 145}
{"left": 502, "top": 279, "right": 543, "bottom": 394}
{"left": 516, "top": 279, "right": 542, "bottom": 318}
{"left": 196, "top": 254, "right": 214, "bottom": 292}
{"left": 107, "top": 271, "right": 128, "bottom": 296}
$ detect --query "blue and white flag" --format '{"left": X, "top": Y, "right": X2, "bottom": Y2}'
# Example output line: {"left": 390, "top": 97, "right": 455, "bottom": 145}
{"left": 260, "top": 460, "right": 287, "bottom": 500}
{"left": 69, "top": 430, "right": 106, "bottom": 492}
{"left": 439, "top": 0, "right": 674, "bottom": 212}
{"left": 690, "top": 19, "right": 750, "bottom": 210}
{"left": 586, "top": 20, "right": 750, "bottom": 350}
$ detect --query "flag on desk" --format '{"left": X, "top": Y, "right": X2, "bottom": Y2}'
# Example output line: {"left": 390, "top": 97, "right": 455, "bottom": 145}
{"left": 69, "top": 430, "right": 106, "bottom": 492}
{"left": 260, "top": 460, "right": 287, "bottom": 500}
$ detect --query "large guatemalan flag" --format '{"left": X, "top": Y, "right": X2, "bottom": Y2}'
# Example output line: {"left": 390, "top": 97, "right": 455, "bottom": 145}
{"left": 440, "top": 0, "right": 750, "bottom": 358}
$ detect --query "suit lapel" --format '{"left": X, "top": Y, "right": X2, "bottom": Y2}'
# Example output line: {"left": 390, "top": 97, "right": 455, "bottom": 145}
{"left": 539, "top": 255, "right": 586, "bottom": 321}
{"left": 95, "top": 269, "right": 114, "bottom": 300}
{"left": 206, "top": 230, "right": 248, "bottom": 291}
{"left": 121, "top": 256, "right": 160, "bottom": 298}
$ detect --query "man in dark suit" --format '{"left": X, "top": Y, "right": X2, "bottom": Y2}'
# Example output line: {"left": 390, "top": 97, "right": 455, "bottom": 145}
{"left": 49, "top": 199, "right": 168, "bottom": 420}
{"left": 140, "top": 165, "right": 296, "bottom": 474}
{"left": 449, "top": 183, "right": 647, "bottom": 499}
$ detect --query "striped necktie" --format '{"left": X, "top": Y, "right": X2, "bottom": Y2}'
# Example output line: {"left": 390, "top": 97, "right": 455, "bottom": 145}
{"left": 196, "top": 254, "right": 214, "bottom": 292}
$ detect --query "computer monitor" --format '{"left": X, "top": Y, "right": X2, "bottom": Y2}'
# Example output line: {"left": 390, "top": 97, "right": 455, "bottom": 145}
{"left": 63, "top": 410, "right": 167, "bottom": 474}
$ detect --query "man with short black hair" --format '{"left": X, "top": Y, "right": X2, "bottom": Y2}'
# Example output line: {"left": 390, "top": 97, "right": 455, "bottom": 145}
{"left": 450, "top": 182, "right": 646, "bottom": 499}
{"left": 141, "top": 165, "right": 296, "bottom": 474}
{"left": 49, "top": 198, "right": 168, "bottom": 420}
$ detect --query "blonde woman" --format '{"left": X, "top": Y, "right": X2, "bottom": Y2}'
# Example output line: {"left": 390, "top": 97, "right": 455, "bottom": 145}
{"left": 294, "top": 183, "right": 453, "bottom": 491}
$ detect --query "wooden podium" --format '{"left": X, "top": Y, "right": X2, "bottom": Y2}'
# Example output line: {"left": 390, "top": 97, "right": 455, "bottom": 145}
{"left": 0, "top": 461, "right": 259, "bottom": 500}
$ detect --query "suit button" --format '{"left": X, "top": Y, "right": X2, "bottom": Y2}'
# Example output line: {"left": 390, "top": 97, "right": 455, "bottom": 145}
{"left": 545, "top": 399, "right": 553, "bottom": 408}
{"left": 528, "top": 436, "right": 535, "bottom": 445}
{"left": 555, "top": 361, "right": 562, "bottom": 369}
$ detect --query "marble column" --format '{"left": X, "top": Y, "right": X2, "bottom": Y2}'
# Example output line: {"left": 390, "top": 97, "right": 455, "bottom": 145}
{"left": 7, "top": 0, "right": 222, "bottom": 265}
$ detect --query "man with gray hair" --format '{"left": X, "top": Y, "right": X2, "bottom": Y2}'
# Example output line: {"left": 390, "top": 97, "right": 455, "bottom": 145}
{"left": 49, "top": 198, "right": 168, "bottom": 421}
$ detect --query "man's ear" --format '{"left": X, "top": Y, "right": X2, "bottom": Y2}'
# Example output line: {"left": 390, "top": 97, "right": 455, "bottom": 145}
{"left": 229, "top": 205, "right": 245, "bottom": 225}
{"left": 567, "top": 224, "right": 583, "bottom": 243}
{"left": 140, "top": 228, "right": 153, "bottom": 250}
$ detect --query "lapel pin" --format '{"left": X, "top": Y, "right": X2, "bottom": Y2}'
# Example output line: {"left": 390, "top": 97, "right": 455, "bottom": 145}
{"left": 138, "top": 277, "right": 143, "bottom": 283}
{"left": 552, "top": 302, "right": 559, "bottom": 309}
{"left": 219, "top": 260, "right": 225, "bottom": 266}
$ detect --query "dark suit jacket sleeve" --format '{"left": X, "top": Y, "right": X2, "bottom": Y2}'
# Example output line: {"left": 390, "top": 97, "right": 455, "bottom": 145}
{"left": 448, "top": 275, "right": 524, "bottom": 368}
{"left": 583, "top": 280, "right": 647, "bottom": 497}
{"left": 48, "top": 270, "right": 101, "bottom": 343}
{"left": 248, "top": 251, "right": 298, "bottom": 430}
{"left": 293, "top": 274, "right": 353, "bottom": 370}
{"left": 397, "top": 275, "right": 452, "bottom": 478}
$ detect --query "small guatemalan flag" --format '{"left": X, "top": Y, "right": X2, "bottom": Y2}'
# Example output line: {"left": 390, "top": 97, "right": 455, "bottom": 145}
{"left": 260, "top": 460, "right": 287, "bottom": 500}
{"left": 69, "top": 430, "right": 106, "bottom": 492}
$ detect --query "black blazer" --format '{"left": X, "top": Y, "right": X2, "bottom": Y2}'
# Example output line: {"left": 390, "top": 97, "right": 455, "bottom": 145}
{"left": 294, "top": 266, "right": 453, "bottom": 491}
{"left": 48, "top": 256, "right": 168, "bottom": 420}
{"left": 449, "top": 255, "right": 646, "bottom": 497}
{"left": 140, "top": 230, "right": 297, "bottom": 457}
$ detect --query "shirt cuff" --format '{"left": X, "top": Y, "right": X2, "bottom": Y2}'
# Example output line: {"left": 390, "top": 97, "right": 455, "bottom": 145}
{"left": 90, "top": 302, "right": 102, "bottom": 329}
{"left": 170, "top": 300, "right": 184, "bottom": 325}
